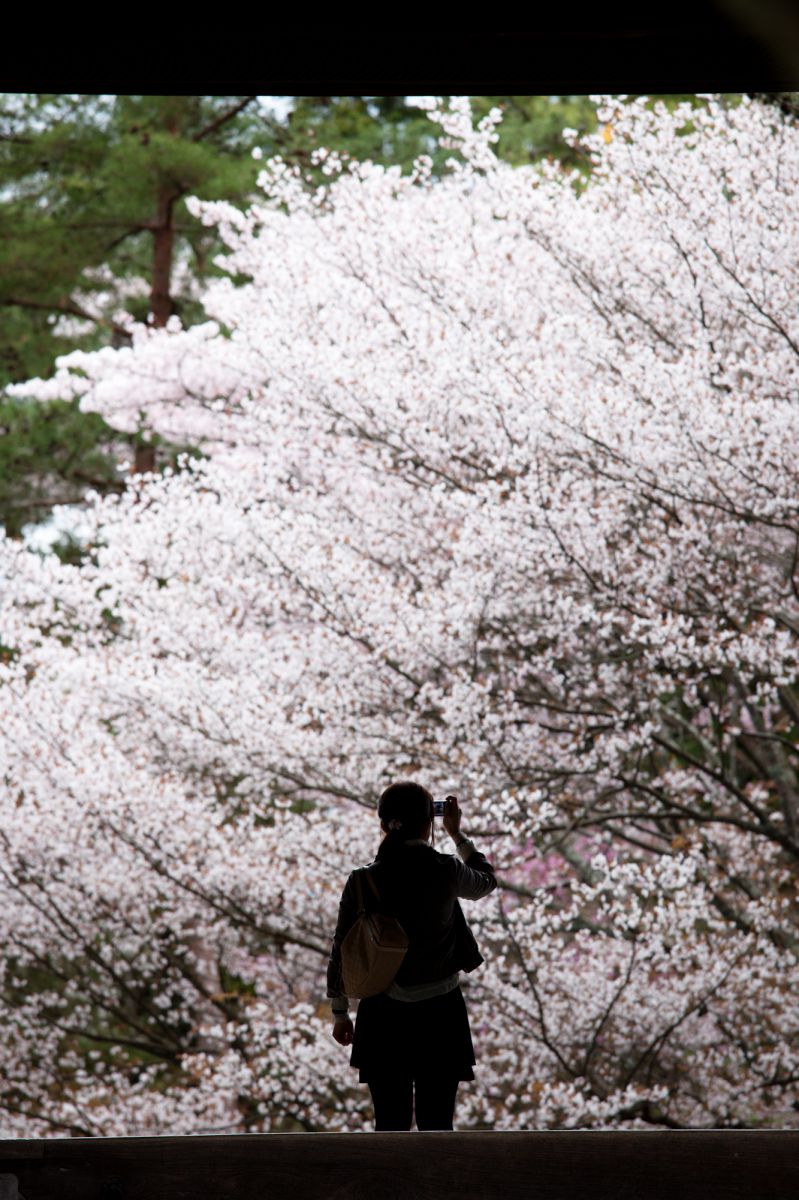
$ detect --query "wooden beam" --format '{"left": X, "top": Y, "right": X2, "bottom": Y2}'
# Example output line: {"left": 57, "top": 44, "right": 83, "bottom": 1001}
{"left": 1, "top": 1130, "right": 798, "bottom": 1199}
{"left": 6, "top": 7, "right": 799, "bottom": 93}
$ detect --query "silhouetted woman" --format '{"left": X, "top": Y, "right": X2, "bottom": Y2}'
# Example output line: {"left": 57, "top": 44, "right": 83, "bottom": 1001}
{"left": 326, "top": 781, "right": 498, "bottom": 1131}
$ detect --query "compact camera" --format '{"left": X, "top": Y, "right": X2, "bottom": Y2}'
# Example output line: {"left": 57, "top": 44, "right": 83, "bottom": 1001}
{"left": 433, "top": 799, "right": 446, "bottom": 816}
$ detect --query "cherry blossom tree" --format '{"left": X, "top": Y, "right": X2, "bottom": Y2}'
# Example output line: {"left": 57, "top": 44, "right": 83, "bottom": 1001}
{"left": 1, "top": 93, "right": 798, "bottom": 1135}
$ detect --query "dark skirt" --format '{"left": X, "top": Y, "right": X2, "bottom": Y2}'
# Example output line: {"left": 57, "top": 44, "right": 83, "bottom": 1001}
{"left": 349, "top": 984, "right": 476, "bottom": 1084}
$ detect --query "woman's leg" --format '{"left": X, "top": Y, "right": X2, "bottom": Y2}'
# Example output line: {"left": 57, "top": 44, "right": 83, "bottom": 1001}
{"left": 413, "top": 1073, "right": 460, "bottom": 1131}
{"left": 367, "top": 1071, "right": 414, "bottom": 1131}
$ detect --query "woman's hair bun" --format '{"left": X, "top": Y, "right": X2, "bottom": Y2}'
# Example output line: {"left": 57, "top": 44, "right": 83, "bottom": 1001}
{"left": 376, "top": 781, "right": 435, "bottom": 858}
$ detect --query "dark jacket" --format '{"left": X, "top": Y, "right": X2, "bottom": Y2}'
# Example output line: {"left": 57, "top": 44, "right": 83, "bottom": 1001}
{"left": 326, "top": 841, "right": 498, "bottom": 1000}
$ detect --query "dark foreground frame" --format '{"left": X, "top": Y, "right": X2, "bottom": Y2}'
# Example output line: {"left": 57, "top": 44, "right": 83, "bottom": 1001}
{"left": 1, "top": 1130, "right": 798, "bottom": 1199}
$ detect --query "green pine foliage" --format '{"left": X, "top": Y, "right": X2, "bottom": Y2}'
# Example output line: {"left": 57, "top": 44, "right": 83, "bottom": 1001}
{"left": 0, "top": 394, "right": 124, "bottom": 539}
{"left": 0, "top": 91, "right": 770, "bottom": 548}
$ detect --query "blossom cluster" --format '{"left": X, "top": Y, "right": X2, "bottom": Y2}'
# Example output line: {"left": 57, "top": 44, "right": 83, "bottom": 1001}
{"left": 1, "top": 94, "right": 798, "bottom": 1133}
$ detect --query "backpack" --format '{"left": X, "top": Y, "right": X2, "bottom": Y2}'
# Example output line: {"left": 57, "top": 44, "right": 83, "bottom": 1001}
{"left": 340, "top": 866, "right": 409, "bottom": 998}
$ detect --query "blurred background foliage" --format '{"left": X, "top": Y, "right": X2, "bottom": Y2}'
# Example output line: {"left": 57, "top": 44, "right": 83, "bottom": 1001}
{"left": 0, "top": 91, "right": 786, "bottom": 560}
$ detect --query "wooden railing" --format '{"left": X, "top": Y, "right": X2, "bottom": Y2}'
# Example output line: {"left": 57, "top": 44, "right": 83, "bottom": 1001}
{"left": 1, "top": 1129, "right": 798, "bottom": 1199}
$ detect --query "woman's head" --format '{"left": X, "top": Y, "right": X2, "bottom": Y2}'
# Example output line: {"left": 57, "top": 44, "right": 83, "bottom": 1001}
{"left": 376, "top": 780, "right": 436, "bottom": 859}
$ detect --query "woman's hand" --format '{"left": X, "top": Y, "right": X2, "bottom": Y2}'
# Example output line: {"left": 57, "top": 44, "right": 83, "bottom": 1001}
{"left": 442, "top": 795, "right": 462, "bottom": 840}
{"left": 332, "top": 1017, "right": 354, "bottom": 1046}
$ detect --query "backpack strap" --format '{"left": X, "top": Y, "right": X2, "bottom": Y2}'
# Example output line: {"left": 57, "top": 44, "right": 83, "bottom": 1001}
{"left": 363, "top": 865, "right": 383, "bottom": 905}
{"left": 353, "top": 865, "right": 383, "bottom": 913}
